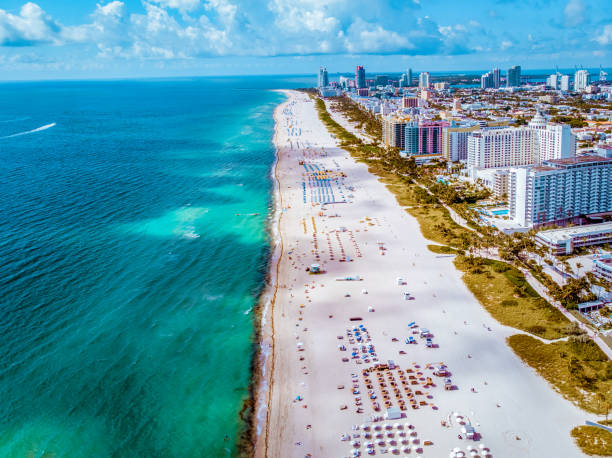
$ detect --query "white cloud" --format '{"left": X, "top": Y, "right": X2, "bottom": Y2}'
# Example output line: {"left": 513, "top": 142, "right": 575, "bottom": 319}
{"left": 150, "top": 0, "right": 201, "bottom": 13}
{"left": 0, "top": 2, "right": 60, "bottom": 46}
{"left": 500, "top": 40, "right": 512, "bottom": 50}
{"left": 0, "top": 0, "right": 484, "bottom": 61}
{"left": 594, "top": 24, "right": 612, "bottom": 45}
{"left": 564, "top": 0, "right": 585, "bottom": 27}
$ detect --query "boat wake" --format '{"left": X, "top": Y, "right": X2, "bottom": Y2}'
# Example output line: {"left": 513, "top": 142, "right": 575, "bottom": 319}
{"left": 1, "top": 122, "right": 56, "bottom": 139}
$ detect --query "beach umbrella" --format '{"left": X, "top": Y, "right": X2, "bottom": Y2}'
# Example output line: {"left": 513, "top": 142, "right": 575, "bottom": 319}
{"left": 361, "top": 424, "right": 369, "bottom": 430}
{"left": 479, "top": 444, "right": 487, "bottom": 450}
{"left": 393, "top": 423, "right": 401, "bottom": 429}
{"left": 377, "top": 440, "right": 386, "bottom": 446}
{"left": 352, "top": 440, "right": 360, "bottom": 447}
{"left": 366, "top": 442, "right": 374, "bottom": 448}
{"left": 385, "top": 424, "right": 393, "bottom": 430}
{"left": 402, "top": 446, "right": 411, "bottom": 453}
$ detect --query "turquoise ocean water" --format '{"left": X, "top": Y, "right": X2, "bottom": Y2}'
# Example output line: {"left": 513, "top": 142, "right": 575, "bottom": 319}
{"left": 0, "top": 76, "right": 310, "bottom": 457}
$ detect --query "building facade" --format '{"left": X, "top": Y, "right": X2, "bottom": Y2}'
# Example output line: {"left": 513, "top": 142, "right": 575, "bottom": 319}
{"left": 442, "top": 122, "right": 479, "bottom": 162}
{"left": 574, "top": 70, "right": 590, "bottom": 91}
{"left": 481, "top": 72, "right": 495, "bottom": 89}
{"left": 593, "top": 255, "right": 612, "bottom": 284}
{"left": 382, "top": 115, "right": 410, "bottom": 149}
{"left": 318, "top": 66, "right": 329, "bottom": 88}
{"left": 507, "top": 65, "right": 521, "bottom": 87}
{"left": 404, "top": 120, "right": 449, "bottom": 156}
{"left": 466, "top": 114, "right": 576, "bottom": 171}
{"left": 355, "top": 65, "right": 366, "bottom": 89}
{"left": 535, "top": 222, "right": 612, "bottom": 255}
{"left": 509, "top": 155, "right": 612, "bottom": 227}
{"left": 560, "top": 75, "right": 570, "bottom": 91}
{"left": 419, "top": 72, "right": 430, "bottom": 89}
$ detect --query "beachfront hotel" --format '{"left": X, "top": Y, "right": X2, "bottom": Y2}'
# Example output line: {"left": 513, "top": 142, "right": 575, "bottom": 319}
{"left": 509, "top": 155, "right": 612, "bottom": 227}
{"left": 466, "top": 113, "right": 576, "bottom": 174}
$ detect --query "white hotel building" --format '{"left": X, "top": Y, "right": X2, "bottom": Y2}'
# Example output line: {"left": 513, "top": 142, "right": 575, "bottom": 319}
{"left": 509, "top": 155, "right": 612, "bottom": 227}
{"left": 466, "top": 113, "right": 575, "bottom": 176}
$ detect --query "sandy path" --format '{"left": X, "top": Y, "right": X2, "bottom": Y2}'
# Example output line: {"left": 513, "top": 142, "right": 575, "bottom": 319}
{"left": 257, "top": 91, "right": 592, "bottom": 458}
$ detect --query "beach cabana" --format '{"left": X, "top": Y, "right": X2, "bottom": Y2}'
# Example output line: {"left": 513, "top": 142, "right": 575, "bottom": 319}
{"left": 385, "top": 407, "right": 402, "bottom": 420}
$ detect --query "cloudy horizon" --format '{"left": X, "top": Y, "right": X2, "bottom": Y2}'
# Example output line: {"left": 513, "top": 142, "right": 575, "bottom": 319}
{"left": 0, "top": 0, "right": 610, "bottom": 80}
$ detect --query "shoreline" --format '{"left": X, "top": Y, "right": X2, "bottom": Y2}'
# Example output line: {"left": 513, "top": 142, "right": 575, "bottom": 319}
{"left": 258, "top": 90, "right": 591, "bottom": 457}
{"left": 251, "top": 90, "right": 290, "bottom": 458}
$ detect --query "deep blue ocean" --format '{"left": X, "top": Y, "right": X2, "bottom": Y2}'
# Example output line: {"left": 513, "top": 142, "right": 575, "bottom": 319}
{"left": 0, "top": 76, "right": 312, "bottom": 457}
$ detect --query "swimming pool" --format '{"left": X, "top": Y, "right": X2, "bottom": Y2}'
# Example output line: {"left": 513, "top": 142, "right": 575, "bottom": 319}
{"left": 491, "top": 209, "right": 509, "bottom": 216}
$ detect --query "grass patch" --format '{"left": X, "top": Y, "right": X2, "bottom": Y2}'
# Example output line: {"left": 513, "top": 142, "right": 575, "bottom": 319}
{"left": 427, "top": 244, "right": 461, "bottom": 255}
{"left": 509, "top": 334, "right": 612, "bottom": 413}
{"left": 571, "top": 426, "right": 612, "bottom": 455}
{"left": 408, "top": 205, "right": 473, "bottom": 249}
{"left": 454, "top": 256, "right": 569, "bottom": 339}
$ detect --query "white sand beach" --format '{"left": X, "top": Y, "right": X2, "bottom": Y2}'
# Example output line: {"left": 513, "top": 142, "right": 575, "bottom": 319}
{"left": 256, "top": 90, "right": 593, "bottom": 458}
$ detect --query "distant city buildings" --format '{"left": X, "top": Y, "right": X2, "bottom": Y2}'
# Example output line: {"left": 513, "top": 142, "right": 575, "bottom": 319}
{"left": 318, "top": 66, "right": 329, "bottom": 88}
{"left": 407, "top": 68, "right": 413, "bottom": 87}
{"left": 481, "top": 71, "right": 495, "bottom": 89}
{"left": 492, "top": 68, "right": 501, "bottom": 89}
{"left": 509, "top": 155, "right": 612, "bottom": 227}
{"left": 481, "top": 68, "right": 501, "bottom": 89}
{"left": 419, "top": 72, "right": 430, "bottom": 89}
{"left": 355, "top": 66, "right": 366, "bottom": 89}
{"left": 506, "top": 65, "right": 521, "bottom": 87}
{"left": 560, "top": 75, "right": 570, "bottom": 91}
{"left": 574, "top": 69, "right": 590, "bottom": 91}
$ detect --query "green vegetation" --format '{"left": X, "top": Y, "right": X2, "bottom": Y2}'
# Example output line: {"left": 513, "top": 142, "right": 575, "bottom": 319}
{"left": 454, "top": 256, "right": 569, "bottom": 339}
{"left": 508, "top": 334, "right": 612, "bottom": 413}
{"left": 427, "top": 244, "right": 461, "bottom": 255}
{"left": 329, "top": 97, "right": 382, "bottom": 141}
{"left": 571, "top": 426, "right": 612, "bottom": 456}
{"left": 551, "top": 115, "right": 587, "bottom": 128}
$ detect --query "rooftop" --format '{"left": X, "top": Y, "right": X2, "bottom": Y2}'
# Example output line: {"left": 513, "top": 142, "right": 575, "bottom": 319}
{"left": 544, "top": 155, "right": 612, "bottom": 166}
{"left": 536, "top": 221, "right": 612, "bottom": 244}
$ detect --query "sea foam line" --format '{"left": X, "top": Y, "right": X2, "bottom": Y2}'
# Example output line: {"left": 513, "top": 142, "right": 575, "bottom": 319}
{"left": 1, "top": 123, "right": 56, "bottom": 139}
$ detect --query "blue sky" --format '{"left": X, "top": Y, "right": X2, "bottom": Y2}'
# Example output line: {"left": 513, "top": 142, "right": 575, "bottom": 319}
{"left": 0, "top": 0, "right": 610, "bottom": 79}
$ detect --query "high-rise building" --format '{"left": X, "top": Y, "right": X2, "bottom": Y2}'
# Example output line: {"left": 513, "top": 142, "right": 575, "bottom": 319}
{"left": 492, "top": 68, "right": 501, "bottom": 88}
{"left": 355, "top": 65, "right": 366, "bottom": 89}
{"left": 574, "top": 69, "right": 590, "bottom": 91}
{"left": 547, "top": 73, "right": 560, "bottom": 89}
{"left": 318, "top": 66, "right": 329, "bottom": 88}
{"left": 402, "top": 96, "right": 419, "bottom": 108}
{"left": 481, "top": 72, "right": 495, "bottom": 89}
{"left": 442, "top": 122, "right": 479, "bottom": 162}
{"left": 506, "top": 65, "right": 521, "bottom": 87}
{"left": 467, "top": 113, "right": 576, "bottom": 171}
{"left": 419, "top": 72, "right": 430, "bottom": 89}
{"left": 452, "top": 98, "right": 462, "bottom": 112}
{"left": 399, "top": 74, "right": 408, "bottom": 88}
{"left": 382, "top": 114, "right": 411, "bottom": 149}
{"left": 404, "top": 120, "right": 449, "bottom": 156}
{"left": 509, "top": 156, "right": 612, "bottom": 227}
{"left": 560, "top": 75, "right": 570, "bottom": 91}
{"left": 375, "top": 75, "right": 389, "bottom": 86}
{"left": 407, "top": 68, "right": 413, "bottom": 87}
{"left": 528, "top": 112, "right": 576, "bottom": 162}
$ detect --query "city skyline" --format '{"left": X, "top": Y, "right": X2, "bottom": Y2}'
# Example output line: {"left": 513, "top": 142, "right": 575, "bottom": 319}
{"left": 0, "top": 0, "right": 610, "bottom": 80}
